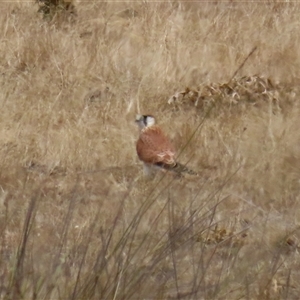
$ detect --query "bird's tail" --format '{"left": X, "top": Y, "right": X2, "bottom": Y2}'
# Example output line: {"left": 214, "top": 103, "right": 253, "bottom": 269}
{"left": 172, "top": 162, "right": 198, "bottom": 175}
{"left": 155, "top": 162, "right": 198, "bottom": 176}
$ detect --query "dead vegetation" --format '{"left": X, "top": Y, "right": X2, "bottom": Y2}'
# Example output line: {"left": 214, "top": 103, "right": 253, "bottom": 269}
{"left": 168, "top": 75, "right": 280, "bottom": 108}
{"left": 1, "top": 1, "right": 300, "bottom": 299}
{"left": 37, "top": 0, "right": 76, "bottom": 20}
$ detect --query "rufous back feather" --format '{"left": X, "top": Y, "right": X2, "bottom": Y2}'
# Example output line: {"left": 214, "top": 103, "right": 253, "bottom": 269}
{"left": 136, "top": 125, "right": 176, "bottom": 165}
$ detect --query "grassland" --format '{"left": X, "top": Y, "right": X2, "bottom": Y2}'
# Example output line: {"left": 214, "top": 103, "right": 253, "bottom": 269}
{"left": 1, "top": 1, "right": 300, "bottom": 299}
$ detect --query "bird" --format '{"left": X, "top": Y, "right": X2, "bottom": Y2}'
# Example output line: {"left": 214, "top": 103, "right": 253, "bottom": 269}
{"left": 135, "top": 114, "right": 198, "bottom": 177}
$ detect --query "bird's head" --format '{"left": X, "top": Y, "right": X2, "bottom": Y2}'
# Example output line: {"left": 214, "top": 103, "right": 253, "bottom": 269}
{"left": 135, "top": 114, "right": 156, "bottom": 130}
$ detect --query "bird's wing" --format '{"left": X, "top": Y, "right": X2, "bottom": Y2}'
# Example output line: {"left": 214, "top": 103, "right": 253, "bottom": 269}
{"left": 136, "top": 126, "right": 176, "bottom": 165}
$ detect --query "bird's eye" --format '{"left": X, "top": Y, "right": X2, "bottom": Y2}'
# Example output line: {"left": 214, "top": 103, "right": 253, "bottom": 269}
{"left": 143, "top": 116, "right": 148, "bottom": 126}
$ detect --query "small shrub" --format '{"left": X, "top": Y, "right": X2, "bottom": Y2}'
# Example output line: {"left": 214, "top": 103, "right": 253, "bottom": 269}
{"left": 37, "top": 0, "right": 76, "bottom": 20}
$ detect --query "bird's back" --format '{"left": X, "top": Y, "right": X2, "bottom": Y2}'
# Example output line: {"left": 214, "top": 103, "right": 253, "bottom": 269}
{"left": 136, "top": 125, "right": 176, "bottom": 165}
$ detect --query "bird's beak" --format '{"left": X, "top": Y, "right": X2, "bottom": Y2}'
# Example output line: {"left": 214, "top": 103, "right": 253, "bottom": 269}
{"left": 135, "top": 114, "right": 142, "bottom": 122}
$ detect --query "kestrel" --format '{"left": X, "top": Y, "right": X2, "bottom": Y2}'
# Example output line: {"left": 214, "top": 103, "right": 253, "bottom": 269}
{"left": 135, "top": 114, "right": 198, "bottom": 176}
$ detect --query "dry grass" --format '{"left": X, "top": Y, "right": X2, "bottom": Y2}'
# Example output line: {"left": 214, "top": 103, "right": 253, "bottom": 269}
{"left": 1, "top": 1, "right": 300, "bottom": 299}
